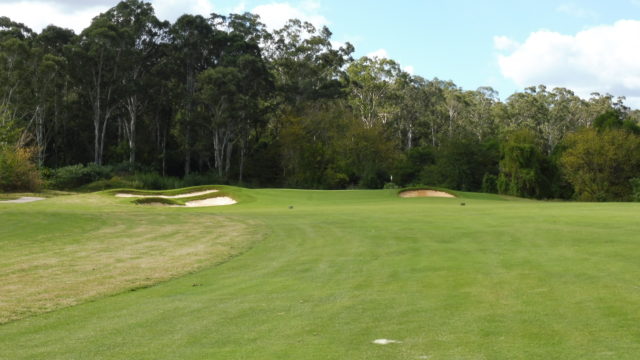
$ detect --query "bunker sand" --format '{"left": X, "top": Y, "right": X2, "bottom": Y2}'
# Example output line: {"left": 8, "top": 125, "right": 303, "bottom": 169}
{"left": 116, "top": 190, "right": 237, "bottom": 207}
{"left": 399, "top": 189, "right": 455, "bottom": 198}
{"left": 0, "top": 197, "right": 45, "bottom": 203}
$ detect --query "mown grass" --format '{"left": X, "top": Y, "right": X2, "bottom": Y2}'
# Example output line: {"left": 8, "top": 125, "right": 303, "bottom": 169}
{"left": 1, "top": 188, "right": 640, "bottom": 359}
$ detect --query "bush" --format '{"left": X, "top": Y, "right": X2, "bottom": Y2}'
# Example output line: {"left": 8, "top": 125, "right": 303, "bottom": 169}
{"left": 80, "top": 176, "right": 142, "bottom": 192}
{"left": 383, "top": 182, "right": 399, "bottom": 189}
{"left": 631, "top": 178, "right": 640, "bottom": 202}
{"left": 560, "top": 129, "right": 640, "bottom": 201}
{"left": 182, "top": 172, "right": 223, "bottom": 187}
{"left": 481, "top": 173, "right": 497, "bottom": 194}
{"left": 324, "top": 169, "right": 349, "bottom": 189}
{"left": 49, "top": 164, "right": 114, "bottom": 189}
{"left": 134, "top": 172, "right": 182, "bottom": 190}
{"left": 0, "top": 147, "right": 42, "bottom": 192}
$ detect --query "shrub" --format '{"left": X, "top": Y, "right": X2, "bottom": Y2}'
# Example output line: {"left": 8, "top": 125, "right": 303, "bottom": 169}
{"left": 560, "top": 129, "right": 640, "bottom": 201}
{"left": 134, "top": 172, "right": 182, "bottom": 190}
{"left": 324, "top": 169, "right": 349, "bottom": 189}
{"left": 481, "top": 173, "right": 497, "bottom": 194}
{"left": 631, "top": 178, "right": 640, "bottom": 202}
{"left": 49, "top": 164, "right": 114, "bottom": 189}
{"left": 0, "top": 147, "right": 42, "bottom": 192}
{"left": 182, "top": 172, "right": 223, "bottom": 187}
{"left": 80, "top": 176, "right": 142, "bottom": 192}
{"left": 383, "top": 182, "right": 399, "bottom": 189}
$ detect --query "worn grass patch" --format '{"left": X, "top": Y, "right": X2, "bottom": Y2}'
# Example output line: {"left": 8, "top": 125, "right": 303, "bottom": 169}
{"left": 0, "top": 191, "right": 263, "bottom": 324}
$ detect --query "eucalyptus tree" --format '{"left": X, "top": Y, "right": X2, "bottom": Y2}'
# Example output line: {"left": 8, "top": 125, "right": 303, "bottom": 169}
{"left": 102, "top": 0, "right": 168, "bottom": 165}
{"left": 440, "top": 81, "right": 467, "bottom": 139}
{"left": 32, "top": 26, "right": 75, "bottom": 166}
{"left": 541, "top": 87, "right": 590, "bottom": 155}
{"left": 29, "top": 35, "right": 67, "bottom": 166}
{"left": 264, "top": 19, "right": 353, "bottom": 109}
{"left": 346, "top": 56, "right": 403, "bottom": 128}
{"left": 68, "top": 14, "right": 125, "bottom": 165}
{"left": 464, "top": 86, "right": 499, "bottom": 142}
{"left": 169, "top": 14, "right": 215, "bottom": 175}
{"left": 211, "top": 13, "right": 272, "bottom": 182}
{"left": 0, "top": 17, "right": 34, "bottom": 125}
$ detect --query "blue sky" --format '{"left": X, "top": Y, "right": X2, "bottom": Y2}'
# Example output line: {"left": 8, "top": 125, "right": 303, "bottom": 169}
{"left": 292, "top": 0, "right": 640, "bottom": 102}
{"left": 3, "top": 0, "right": 640, "bottom": 105}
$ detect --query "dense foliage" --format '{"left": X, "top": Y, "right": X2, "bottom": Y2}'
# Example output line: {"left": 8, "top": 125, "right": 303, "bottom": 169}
{"left": 1, "top": 1, "right": 639, "bottom": 200}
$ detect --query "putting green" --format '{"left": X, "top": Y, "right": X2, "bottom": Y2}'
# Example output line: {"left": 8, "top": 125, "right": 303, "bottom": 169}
{"left": 1, "top": 187, "right": 640, "bottom": 359}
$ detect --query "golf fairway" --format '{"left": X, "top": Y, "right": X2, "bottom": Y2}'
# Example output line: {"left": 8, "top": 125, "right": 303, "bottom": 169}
{"left": 1, "top": 188, "right": 639, "bottom": 359}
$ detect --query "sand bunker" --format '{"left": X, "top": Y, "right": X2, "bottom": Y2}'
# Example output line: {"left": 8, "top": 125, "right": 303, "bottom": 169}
{"left": 117, "top": 189, "right": 236, "bottom": 207}
{"left": 399, "top": 189, "right": 455, "bottom": 198}
{"left": 180, "top": 197, "right": 237, "bottom": 207}
{"left": 116, "top": 190, "right": 219, "bottom": 199}
{"left": 372, "top": 339, "right": 402, "bottom": 345}
{"left": 0, "top": 197, "right": 45, "bottom": 203}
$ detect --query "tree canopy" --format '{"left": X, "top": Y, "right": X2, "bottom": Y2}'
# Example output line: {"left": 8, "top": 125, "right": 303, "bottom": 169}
{"left": 1, "top": 0, "right": 639, "bottom": 200}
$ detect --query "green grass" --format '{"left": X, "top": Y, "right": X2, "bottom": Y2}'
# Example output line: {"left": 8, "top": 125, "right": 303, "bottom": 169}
{"left": 1, "top": 187, "right": 640, "bottom": 359}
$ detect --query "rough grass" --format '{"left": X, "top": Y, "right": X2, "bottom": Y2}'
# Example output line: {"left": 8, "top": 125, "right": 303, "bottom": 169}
{"left": 1, "top": 188, "right": 640, "bottom": 359}
{"left": 0, "top": 188, "right": 262, "bottom": 324}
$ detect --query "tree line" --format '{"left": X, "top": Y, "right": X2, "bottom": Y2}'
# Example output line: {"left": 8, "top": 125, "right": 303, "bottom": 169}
{"left": 1, "top": 0, "right": 640, "bottom": 201}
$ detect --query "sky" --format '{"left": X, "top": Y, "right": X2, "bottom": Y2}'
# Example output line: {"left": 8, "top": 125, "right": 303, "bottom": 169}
{"left": 3, "top": 0, "right": 640, "bottom": 107}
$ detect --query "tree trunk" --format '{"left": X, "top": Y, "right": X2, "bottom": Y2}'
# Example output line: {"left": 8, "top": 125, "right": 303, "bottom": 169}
{"left": 238, "top": 135, "right": 246, "bottom": 183}
{"left": 184, "top": 124, "right": 191, "bottom": 175}
{"left": 225, "top": 140, "right": 232, "bottom": 177}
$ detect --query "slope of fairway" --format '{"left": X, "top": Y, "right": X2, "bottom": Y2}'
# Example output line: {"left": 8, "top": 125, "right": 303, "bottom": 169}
{"left": 0, "top": 187, "right": 262, "bottom": 324}
{"left": 1, "top": 188, "right": 640, "bottom": 359}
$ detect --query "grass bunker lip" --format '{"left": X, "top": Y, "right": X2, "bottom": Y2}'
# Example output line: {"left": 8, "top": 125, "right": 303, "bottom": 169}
{"left": 115, "top": 189, "right": 219, "bottom": 199}
{"left": 118, "top": 187, "right": 238, "bottom": 207}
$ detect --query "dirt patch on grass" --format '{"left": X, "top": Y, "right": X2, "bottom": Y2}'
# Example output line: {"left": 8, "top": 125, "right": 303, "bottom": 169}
{"left": 399, "top": 189, "right": 455, "bottom": 198}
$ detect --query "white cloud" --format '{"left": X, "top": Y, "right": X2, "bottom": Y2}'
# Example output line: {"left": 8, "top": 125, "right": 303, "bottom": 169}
{"left": 403, "top": 65, "right": 415, "bottom": 74}
{"left": 497, "top": 20, "right": 640, "bottom": 107}
{"left": 0, "top": 0, "right": 333, "bottom": 34}
{"left": 366, "top": 48, "right": 388, "bottom": 59}
{"left": 231, "top": 1, "right": 246, "bottom": 14}
{"left": 556, "top": 3, "right": 597, "bottom": 19}
{"left": 152, "top": 0, "right": 214, "bottom": 23}
{"left": 0, "top": 0, "right": 220, "bottom": 33}
{"left": 0, "top": 1, "right": 110, "bottom": 33}
{"left": 251, "top": 1, "right": 328, "bottom": 30}
{"left": 493, "top": 35, "right": 519, "bottom": 52}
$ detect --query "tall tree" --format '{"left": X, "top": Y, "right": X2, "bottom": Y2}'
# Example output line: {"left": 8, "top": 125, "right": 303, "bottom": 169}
{"left": 169, "top": 14, "right": 215, "bottom": 175}
{"left": 347, "top": 56, "right": 403, "bottom": 128}
{"left": 103, "top": 0, "right": 167, "bottom": 165}
{"left": 68, "top": 14, "right": 124, "bottom": 165}
{"left": 265, "top": 19, "right": 353, "bottom": 109}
